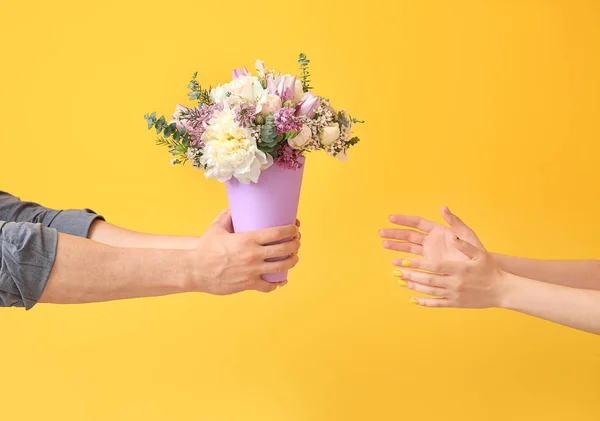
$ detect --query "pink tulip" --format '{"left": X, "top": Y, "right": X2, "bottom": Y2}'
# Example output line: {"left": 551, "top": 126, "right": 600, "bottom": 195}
{"left": 277, "top": 75, "right": 297, "bottom": 102}
{"left": 232, "top": 67, "right": 250, "bottom": 79}
{"left": 266, "top": 74, "right": 278, "bottom": 95}
{"left": 295, "top": 92, "right": 320, "bottom": 119}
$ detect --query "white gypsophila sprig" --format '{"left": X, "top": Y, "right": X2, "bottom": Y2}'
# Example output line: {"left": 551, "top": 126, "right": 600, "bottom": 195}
{"left": 187, "top": 147, "right": 203, "bottom": 169}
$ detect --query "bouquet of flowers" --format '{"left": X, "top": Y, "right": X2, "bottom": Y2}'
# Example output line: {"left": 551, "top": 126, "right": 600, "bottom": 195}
{"left": 145, "top": 54, "right": 363, "bottom": 281}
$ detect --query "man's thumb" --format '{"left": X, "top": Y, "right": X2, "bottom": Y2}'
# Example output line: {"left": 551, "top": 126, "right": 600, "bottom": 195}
{"left": 208, "top": 209, "right": 233, "bottom": 233}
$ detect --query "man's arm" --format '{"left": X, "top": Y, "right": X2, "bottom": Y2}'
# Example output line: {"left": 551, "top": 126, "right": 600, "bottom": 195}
{"left": 1, "top": 210, "right": 300, "bottom": 309}
{"left": 87, "top": 220, "right": 200, "bottom": 250}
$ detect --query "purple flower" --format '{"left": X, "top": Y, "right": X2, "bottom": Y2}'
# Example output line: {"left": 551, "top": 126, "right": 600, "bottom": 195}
{"left": 274, "top": 107, "right": 302, "bottom": 136}
{"left": 295, "top": 92, "right": 320, "bottom": 119}
{"left": 234, "top": 103, "right": 257, "bottom": 128}
{"left": 275, "top": 143, "right": 304, "bottom": 171}
{"left": 186, "top": 104, "right": 222, "bottom": 145}
{"left": 232, "top": 67, "right": 250, "bottom": 79}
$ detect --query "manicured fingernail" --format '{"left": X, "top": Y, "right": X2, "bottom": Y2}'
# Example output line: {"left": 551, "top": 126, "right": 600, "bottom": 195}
{"left": 392, "top": 269, "right": 403, "bottom": 277}
{"left": 409, "top": 297, "right": 419, "bottom": 305}
{"left": 397, "top": 279, "right": 408, "bottom": 287}
{"left": 401, "top": 259, "right": 412, "bottom": 267}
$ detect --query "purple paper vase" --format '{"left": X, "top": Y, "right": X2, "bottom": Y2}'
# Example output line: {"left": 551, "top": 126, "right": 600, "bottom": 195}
{"left": 225, "top": 158, "right": 305, "bottom": 282}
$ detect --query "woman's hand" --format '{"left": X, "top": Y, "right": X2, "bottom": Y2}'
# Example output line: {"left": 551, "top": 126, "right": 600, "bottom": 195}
{"left": 190, "top": 210, "right": 301, "bottom": 295}
{"left": 394, "top": 236, "right": 507, "bottom": 308}
{"left": 379, "top": 206, "right": 485, "bottom": 264}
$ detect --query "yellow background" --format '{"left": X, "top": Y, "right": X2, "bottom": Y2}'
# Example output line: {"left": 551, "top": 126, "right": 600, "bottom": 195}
{"left": 1, "top": 0, "right": 599, "bottom": 420}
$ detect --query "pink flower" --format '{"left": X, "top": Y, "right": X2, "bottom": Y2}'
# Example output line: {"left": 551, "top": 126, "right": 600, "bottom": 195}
{"left": 295, "top": 92, "right": 320, "bottom": 119}
{"left": 275, "top": 143, "right": 304, "bottom": 171}
{"left": 232, "top": 67, "right": 250, "bottom": 79}
{"left": 261, "top": 94, "right": 283, "bottom": 116}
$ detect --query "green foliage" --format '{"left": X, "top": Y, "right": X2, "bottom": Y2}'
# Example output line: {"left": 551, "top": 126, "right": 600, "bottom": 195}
{"left": 338, "top": 111, "right": 365, "bottom": 127}
{"left": 348, "top": 137, "right": 360, "bottom": 147}
{"left": 259, "top": 113, "right": 283, "bottom": 156}
{"left": 298, "top": 53, "right": 313, "bottom": 92}
{"left": 145, "top": 113, "right": 192, "bottom": 166}
{"left": 187, "top": 71, "right": 213, "bottom": 105}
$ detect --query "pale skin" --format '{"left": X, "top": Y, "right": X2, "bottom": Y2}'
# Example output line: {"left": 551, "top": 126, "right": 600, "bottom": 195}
{"left": 379, "top": 206, "right": 600, "bottom": 335}
{"left": 39, "top": 210, "right": 301, "bottom": 304}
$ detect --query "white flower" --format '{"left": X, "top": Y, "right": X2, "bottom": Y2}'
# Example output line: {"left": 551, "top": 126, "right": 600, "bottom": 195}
{"left": 288, "top": 124, "right": 312, "bottom": 149}
{"left": 255, "top": 60, "right": 266, "bottom": 78}
{"left": 210, "top": 85, "right": 227, "bottom": 104}
{"left": 293, "top": 80, "right": 304, "bottom": 102}
{"left": 261, "top": 94, "right": 283, "bottom": 116}
{"left": 319, "top": 124, "right": 341, "bottom": 146}
{"left": 211, "top": 76, "right": 267, "bottom": 112}
{"left": 200, "top": 108, "right": 272, "bottom": 184}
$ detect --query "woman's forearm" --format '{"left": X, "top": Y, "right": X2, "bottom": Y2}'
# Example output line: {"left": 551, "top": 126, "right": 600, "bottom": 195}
{"left": 39, "top": 232, "right": 193, "bottom": 304}
{"left": 493, "top": 254, "right": 600, "bottom": 290}
{"left": 500, "top": 273, "right": 600, "bottom": 334}
{"left": 88, "top": 220, "right": 199, "bottom": 250}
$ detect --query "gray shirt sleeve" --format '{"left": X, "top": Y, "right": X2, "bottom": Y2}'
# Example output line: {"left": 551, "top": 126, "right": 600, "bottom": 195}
{"left": 0, "top": 191, "right": 105, "bottom": 310}
{"left": 0, "top": 191, "right": 104, "bottom": 238}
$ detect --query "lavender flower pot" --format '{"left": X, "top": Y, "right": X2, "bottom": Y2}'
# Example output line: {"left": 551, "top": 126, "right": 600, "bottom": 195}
{"left": 225, "top": 159, "right": 305, "bottom": 282}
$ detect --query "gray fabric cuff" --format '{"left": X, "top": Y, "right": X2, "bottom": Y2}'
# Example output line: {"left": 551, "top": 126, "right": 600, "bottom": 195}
{"left": 0, "top": 222, "right": 58, "bottom": 310}
{"left": 47, "top": 209, "right": 105, "bottom": 238}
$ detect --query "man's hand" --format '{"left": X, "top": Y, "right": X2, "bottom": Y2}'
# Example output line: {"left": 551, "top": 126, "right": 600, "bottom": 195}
{"left": 190, "top": 210, "right": 301, "bottom": 295}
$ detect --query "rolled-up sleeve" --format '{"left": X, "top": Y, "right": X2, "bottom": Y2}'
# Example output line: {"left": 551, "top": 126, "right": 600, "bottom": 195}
{"left": 0, "top": 191, "right": 104, "bottom": 238}
{"left": 0, "top": 221, "right": 57, "bottom": 309}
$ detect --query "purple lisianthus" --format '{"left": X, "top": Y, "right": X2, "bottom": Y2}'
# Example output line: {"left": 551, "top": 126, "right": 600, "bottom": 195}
{"left": 295, "top": 92, "right": 320, "bottom": 119}
{"left": 275, "top": 143, "right": 304, "bottom": 171}
{"left": 274, "top": 107, "right": 302, "bottom": 136}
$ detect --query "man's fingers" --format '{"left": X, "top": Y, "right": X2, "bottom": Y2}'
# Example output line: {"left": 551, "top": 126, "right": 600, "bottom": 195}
{"left": 263, "top": 239, "right": 301, "bottom": 259}
{"left": 246, "top": 279, "right": 278, "bottom": 293}
{"left": 379, "top": 229, "right": 426, "bottom": 244}
{"left": 253, "top": 224, "right": 298, "bottom": 245}
{"left": 388, "top": 215, "right": 436, "bottom": 233}
{"left": 260, "top": 254, "right": 300, "bottom": 274}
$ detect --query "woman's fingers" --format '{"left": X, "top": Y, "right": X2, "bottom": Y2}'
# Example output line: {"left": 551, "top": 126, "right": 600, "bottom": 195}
{"left": 397, "top": 258, "right": 462, "bottom": 275}
{"left": 383, "top": 241, "right": 424, "bottom": 255}
{"left": 410, "top": 297, "right": 452, "bottom": 307}
{"left": 393, "top": 267, "right": 450, "bottom": 288}
{"left": 402, "top": 281, "right": 447, "bottom": 297}
{"left": 388, "top": 215, "right": 437, "bottom": 232}
{"left": 379, "top": 228, "right": 426, "bottom": 244}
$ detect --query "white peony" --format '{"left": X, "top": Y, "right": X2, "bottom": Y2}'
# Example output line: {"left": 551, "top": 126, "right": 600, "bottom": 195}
{"left": 288, "top": 124, "right": 312, "bottom": 149}
{"left": 200, "top": 108, "right": 272, "bottom": 184}
{"left": 319, "top": 124, "right": 341, "bottom": 146}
